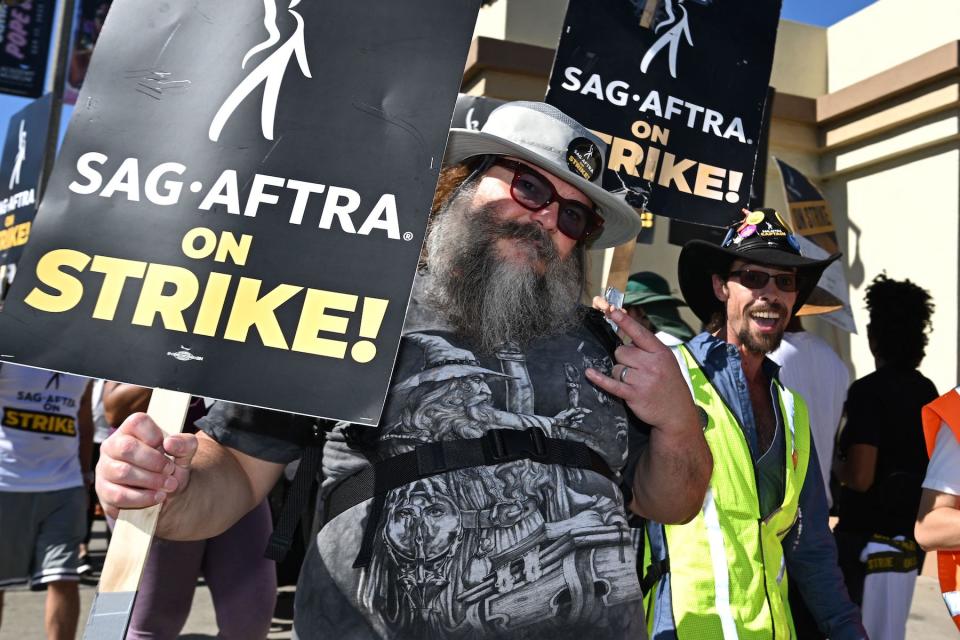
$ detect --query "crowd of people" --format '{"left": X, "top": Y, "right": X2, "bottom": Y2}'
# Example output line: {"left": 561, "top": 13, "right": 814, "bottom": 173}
{"left": 0, "top": 100, "right": 957, "bottom": 640}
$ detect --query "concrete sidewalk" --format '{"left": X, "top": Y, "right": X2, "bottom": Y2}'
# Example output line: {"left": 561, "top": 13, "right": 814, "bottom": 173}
{"left": 0, "top": 518, "right": 956, "bottom": 638}
{"left": 0, "top": 519, "right": 293, "bottom": 640}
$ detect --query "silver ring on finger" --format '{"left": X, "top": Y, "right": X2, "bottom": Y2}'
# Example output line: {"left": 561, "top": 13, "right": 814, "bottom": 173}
{"left": 619, "top": 366, "right": 631, "bottom": 383}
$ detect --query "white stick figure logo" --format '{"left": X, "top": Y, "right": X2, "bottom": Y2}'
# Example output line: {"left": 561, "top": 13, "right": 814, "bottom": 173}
{"left": 639, "top": 0, "right": 693, "bottom": 79}
{"left": 208, "top": 0, "right": 311, "bottom": 143}
{"left": 9, "top": 119, "right": 25, "bottom": 190}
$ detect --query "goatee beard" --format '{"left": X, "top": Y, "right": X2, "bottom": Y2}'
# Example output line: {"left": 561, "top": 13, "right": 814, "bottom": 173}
{"left": 737, "top": 302, "right": 788, "bottom": 355}
{"left": 425, "top": 187, "right": 585, "bottom": 354}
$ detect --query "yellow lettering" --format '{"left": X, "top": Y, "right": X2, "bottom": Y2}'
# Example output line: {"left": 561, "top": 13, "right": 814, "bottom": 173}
{"left": 693, "top": 163, "right": 726, "bottom": 200}
{"left": 291, "top": 289, "right": 357, "bottom": 358}
{"left": 181, "top": 227, "right": 218, "bottom": 260}
{"left": 24, "top": 249, "right": 91, "bottom": 313}
{"left": 657, "top": 153, "right": 695, "bottom": 193}
{"left": 193, "top": 272, "right": 232, "bottom": 337}
{"left": 33, "top": 414, "right": 49, "bottom": 431}
{"left": 90, "top": 256, "right": 148, "bottom": 320}
{"left": 608, "top": 137, "right": 644, "bottom": 177}
{"left": 223, "top": 278, "right": 302, "bottom": 349}
{"left": 213, "top": 232, "right": 252, "bottom": 266}
{"left": 131, "top": 264, "right": 200, "bottom": 331}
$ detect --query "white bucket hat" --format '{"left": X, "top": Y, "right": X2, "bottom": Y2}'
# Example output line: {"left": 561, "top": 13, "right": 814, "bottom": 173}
{"left": 444, "top": 101, "right": 641, "bottom": 250}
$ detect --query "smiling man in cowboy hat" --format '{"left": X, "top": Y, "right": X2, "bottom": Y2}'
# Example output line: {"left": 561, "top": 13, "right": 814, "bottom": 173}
{"left": 94, "top": 101, "right": 711, "bottom": 639}
{"left": 637, "top": 208, "right": 866, "bottom": 639}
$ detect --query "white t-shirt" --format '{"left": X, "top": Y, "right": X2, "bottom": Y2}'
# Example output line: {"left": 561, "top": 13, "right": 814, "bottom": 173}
{"left": 769, "top": 331, "right": 850, "bottom": 506}
{"left": 0, "top": 363, "right": 89, "bottom": 492}
{"left": 922, "top": 423, "right": 960, "bottom": 496}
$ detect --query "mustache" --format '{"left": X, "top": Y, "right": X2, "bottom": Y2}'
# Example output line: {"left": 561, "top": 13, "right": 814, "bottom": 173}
{"left": 485, "top": 215, "right": 557, "bottom": 261}
{"left": 746, "top": 301, "right": 788, "bottom": 316}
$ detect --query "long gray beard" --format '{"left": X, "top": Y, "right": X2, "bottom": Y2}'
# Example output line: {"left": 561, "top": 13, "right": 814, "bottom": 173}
{"left": 426, "top": 187, "right": 586, "bottom": 354}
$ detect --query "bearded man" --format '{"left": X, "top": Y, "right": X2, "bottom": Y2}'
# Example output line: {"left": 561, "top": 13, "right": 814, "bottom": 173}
{"left": 635, "top": 209, "right": 867, "bottom": 639}
{"left": 95, "top": 102, "right": 711, "bottom": 639}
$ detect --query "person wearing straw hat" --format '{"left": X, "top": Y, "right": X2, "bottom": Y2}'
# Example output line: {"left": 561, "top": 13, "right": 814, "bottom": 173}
{"left": 633, "top": 208, "right": 867, "bottom": 639}
{"left": 95, "top": 101, "right": 712, "bottom": 639}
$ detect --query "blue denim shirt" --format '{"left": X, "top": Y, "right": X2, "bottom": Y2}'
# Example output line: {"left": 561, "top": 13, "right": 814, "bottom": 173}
{"left": 684, "top": 332, "right": 866, "bottom": 639}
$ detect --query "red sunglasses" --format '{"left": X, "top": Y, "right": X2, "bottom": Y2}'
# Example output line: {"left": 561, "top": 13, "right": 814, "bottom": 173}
{"left": 493, "top": 159, "right": 604, "bottom": 242}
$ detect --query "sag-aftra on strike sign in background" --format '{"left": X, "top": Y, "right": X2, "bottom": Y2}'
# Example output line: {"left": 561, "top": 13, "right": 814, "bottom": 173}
{"left": 0, "top": 0, "right": 481, "bottom": 425}
{"left": 547, "top": 0, "right": 781, "bottom": 227}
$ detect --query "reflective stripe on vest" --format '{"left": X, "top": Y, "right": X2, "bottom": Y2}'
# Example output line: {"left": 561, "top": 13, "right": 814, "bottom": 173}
{"left": 703, "top": 488, "right": 740, "bottom": 640}
{"left": 920, "top": 386, "right": 960, "bottom": 632}
{"left": 650, "top": 344, "right": 811, "bottom": 640}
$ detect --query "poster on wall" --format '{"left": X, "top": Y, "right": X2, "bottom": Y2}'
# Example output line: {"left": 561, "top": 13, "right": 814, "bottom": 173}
{"left": 0, "top": 93, "right": 53, "bottom": 269}
{"left": 63, "top": 0, "right": 113, "bottom": 105}
{"left": 0, "top": 0, "right": 482, "bottom": 425}
{"left": 775, "top": 157, "right": 857, "bottom": 333}
{"left": 546, "top": 0, "right": 782, "bottom": 228}
{"left": 0, "top": 0, "right": 54, "bottom": 98}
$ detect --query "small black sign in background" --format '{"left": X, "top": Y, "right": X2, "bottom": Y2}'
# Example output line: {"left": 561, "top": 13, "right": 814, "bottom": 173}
{"left": 547, "top": 0, "right": 781, "bottom": 227}
{"left": 0, "top": 93, "right": 52, "bottom": 267}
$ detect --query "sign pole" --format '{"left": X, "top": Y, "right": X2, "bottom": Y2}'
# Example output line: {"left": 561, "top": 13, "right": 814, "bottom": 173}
{"left": 601, "top": 0, "right": 659, "bottom": 293}
{"left": 83, "top": 389, "right": 191, "bottom": 640}
{"left": 39, "top": 0, "right": 75, "bottom": 200}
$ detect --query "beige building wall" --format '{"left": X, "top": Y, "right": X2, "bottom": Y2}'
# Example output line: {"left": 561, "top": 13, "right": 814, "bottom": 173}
{"left": 827, "top": 0, "right": 960, "bottom": 92}
{"left": 473, "top": 0, "right": 569, "bottom": 49}
{"left": 822, "top": 148, "right": 959, "bottom": 390}
{"left": 770, "top": 21, "right": 827, "bottom": 99}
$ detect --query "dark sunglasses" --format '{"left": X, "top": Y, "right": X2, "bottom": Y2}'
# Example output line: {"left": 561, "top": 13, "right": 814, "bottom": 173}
{"left": 727, "top": 269, "right": 799, "bottom": 292}
{"left": 493, "top": 159, "right": 604, "bottom": 242}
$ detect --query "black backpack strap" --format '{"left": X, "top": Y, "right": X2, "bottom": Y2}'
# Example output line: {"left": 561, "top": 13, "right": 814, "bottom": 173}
{"left": 581, "top": 307, "right": 623, "bottom": 359}
{"left": 327, "top": 427, "right": 617, "bottom": 568}
{"left": 641, "top": 557, "right": 670, "bottom": 595}
{"left": 263, "top": 419, "right": 330, "bottom": 562}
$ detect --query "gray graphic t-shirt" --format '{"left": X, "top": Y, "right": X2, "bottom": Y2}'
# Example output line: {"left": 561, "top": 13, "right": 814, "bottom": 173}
{"left": 204, "top": 285, "right": 647, "bottom": 639}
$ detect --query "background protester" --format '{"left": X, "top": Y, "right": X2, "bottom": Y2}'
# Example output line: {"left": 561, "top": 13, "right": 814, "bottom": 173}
{"left": 0, "top": 364, "right": 92, "bottom": 640}
{"left": 834, "top": 274, "right": 937, "bottom": 640}
{"left": 79, "top": 379, "right": 114, "bottom": 575}
{"left": 621, "top": 271, "right": 696, "bottom": 346}
{"left": 769, "top": 315, "right": 850, "bottom": 638}
{"left": 102, "top": 384, "right": 276, "bottom": 640}
{"left": 916, "top": 385, "right": 960, "bottom": 632}
{"left": 641, "top": 208, "right": 865, "bottom": 639}
{"left": 96, "top": 101, "right": 712, "bottom": 640}
{"left": 770, "top": 316, "right": 849, "bottom": 507}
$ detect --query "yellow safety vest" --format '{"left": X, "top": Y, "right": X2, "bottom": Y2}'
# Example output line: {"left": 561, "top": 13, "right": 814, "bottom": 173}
{"left": 646, "top": 344, "right": 811, "bottom": 639}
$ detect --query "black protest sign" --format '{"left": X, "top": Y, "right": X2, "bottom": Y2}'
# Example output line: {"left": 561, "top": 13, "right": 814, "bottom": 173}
{"left": 452, "top": 94, "right": 506, "bottom": 131}
{"left": 0, "top": 0, "right": 481, "bottom": 425}
{"left": 774, "top": 157, "right": 855, "bottom": 333}
{"left": 546, "top": 0, "right": 781, "bottom": 226}
{"left": 0, "top": 93, "right": 52, "bottom": 267}
{"left": 0, "top": 0, "right": 54, "bottom": 98}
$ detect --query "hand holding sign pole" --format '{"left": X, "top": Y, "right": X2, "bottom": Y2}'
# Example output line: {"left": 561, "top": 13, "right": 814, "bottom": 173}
{"left": 84, "top": 388, "right": 190, "bottom": 640}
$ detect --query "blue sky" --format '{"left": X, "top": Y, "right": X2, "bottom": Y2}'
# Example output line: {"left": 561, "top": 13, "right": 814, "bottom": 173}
{"left": 0, "top": 0, "right": 881, "bottom": 163}
{"left": 781, "top": 0, "right": 878, "bottom": 27}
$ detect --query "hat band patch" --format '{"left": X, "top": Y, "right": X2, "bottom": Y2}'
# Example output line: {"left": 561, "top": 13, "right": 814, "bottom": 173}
{"left": 566, "top": 137, "right": 601, "bottom": 182}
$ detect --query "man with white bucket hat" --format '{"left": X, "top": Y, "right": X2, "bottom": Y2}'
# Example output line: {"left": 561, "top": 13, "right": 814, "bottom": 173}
{"left": 96, "top": 101, "right": 712, "bottom": 639}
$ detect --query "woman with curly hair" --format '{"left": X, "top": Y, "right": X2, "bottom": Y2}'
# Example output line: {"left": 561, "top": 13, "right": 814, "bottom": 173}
{"left": 833, "top": 274, "right": 937, "bottom": 640}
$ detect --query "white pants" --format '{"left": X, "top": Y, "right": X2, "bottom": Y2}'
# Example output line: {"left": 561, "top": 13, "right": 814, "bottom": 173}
{"left": 859, "top": 537, "right": 918, "bottom": 640}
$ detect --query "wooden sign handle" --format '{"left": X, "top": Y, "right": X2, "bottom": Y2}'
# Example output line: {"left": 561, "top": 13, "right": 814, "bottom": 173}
{"left": 83, "top": 388, "right": 191, "bottom": 639}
